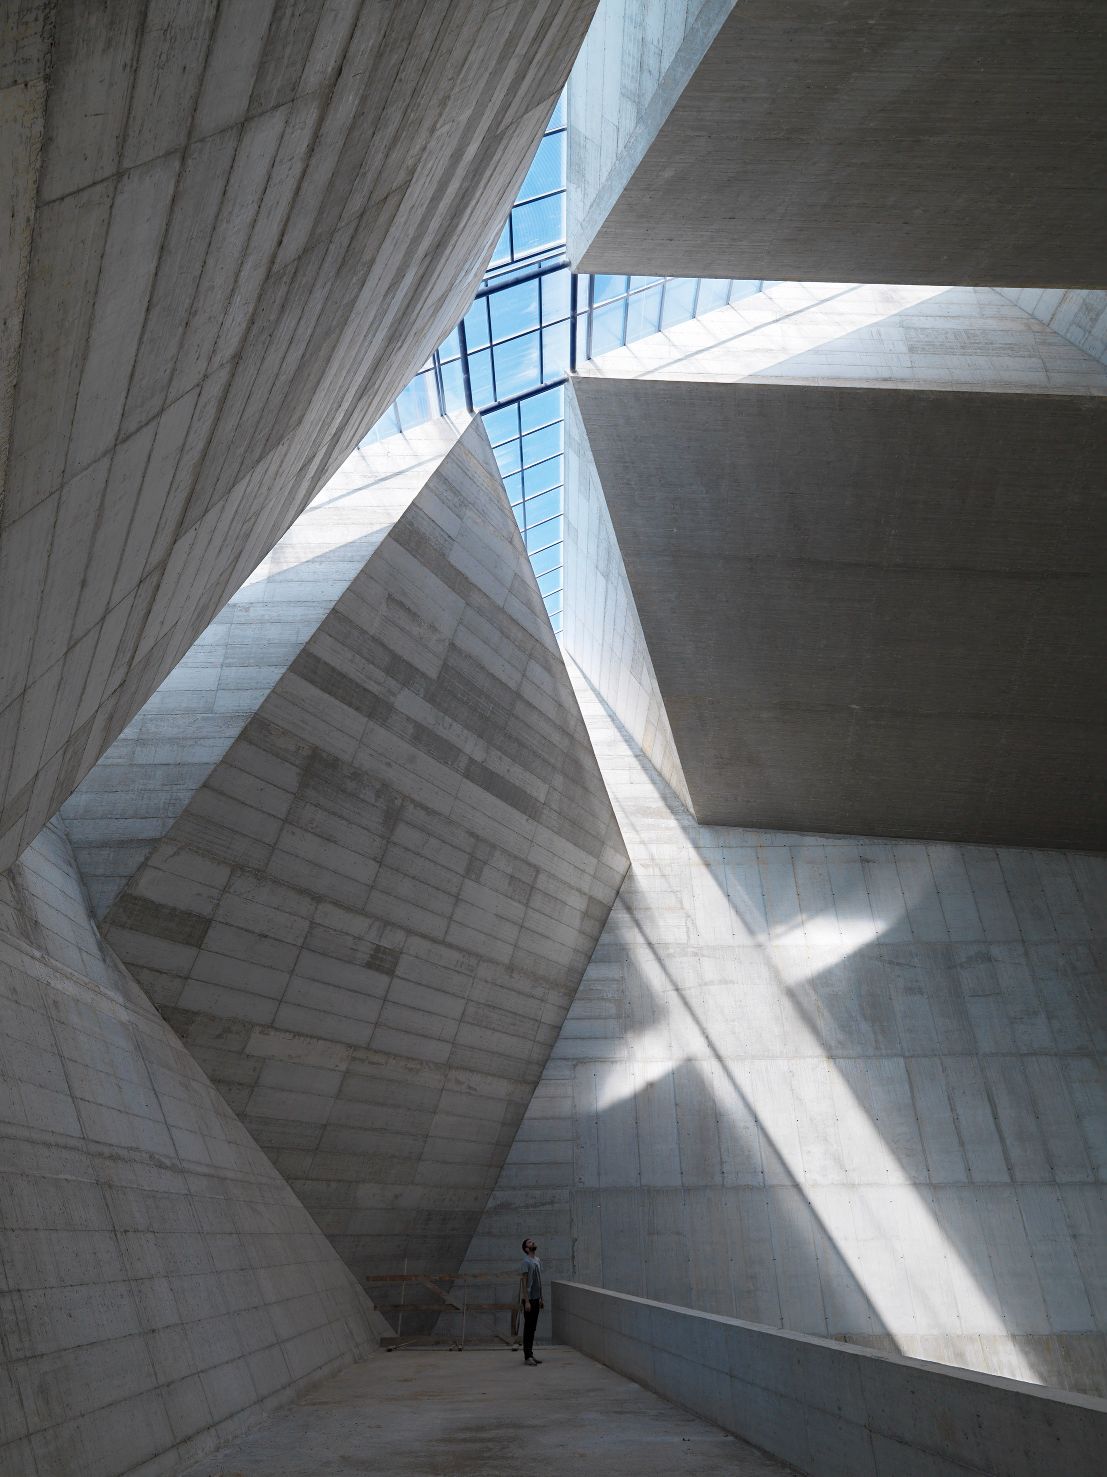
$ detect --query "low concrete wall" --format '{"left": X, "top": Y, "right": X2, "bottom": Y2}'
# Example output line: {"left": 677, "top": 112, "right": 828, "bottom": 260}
{"left": 552, "top": 1281, "right": 1107, "bottom": 1477}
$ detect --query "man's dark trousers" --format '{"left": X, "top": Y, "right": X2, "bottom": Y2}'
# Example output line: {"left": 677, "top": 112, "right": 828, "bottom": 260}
{"left": 522, "top": 1301, "right": 541, "bottom": 1359}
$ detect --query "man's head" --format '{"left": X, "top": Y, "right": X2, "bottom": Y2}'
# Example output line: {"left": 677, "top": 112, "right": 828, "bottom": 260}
{"left": 521, "top": 1238, "right": 537, "bottom": 1255}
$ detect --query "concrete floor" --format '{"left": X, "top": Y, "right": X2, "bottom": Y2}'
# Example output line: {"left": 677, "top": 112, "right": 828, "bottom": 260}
{"left": 181, "top": 1347, "right": 792, "bottom": 1475}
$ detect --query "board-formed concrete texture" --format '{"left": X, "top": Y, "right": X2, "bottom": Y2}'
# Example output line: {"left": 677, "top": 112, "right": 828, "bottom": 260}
{"left": 461, "top": 663, "right": 1107, "bottom": 1398}
{"left": 571, "top": 286, "right": 1107, "bottom": 847}
{"left": 998, "top": 288, "right": 1107, "bottom": 368}
{"left": 569, "top": 0, "right": 1107, "bottom": 285}
{"left": 555, "top": 1283, "right": 1107, "bottom": 1477}
{"left": 0, "top": 0, "right": 598, "bottom": 875}
{"left": 565, "top": 0, "right": 735, "bottom": 266}
{"left": 0, "top": 819, "right": 384, "bottom": 1477}
{"left": 98, "top": 415, "right": 629, "bottom": 1289}
{"left": 62, "top": 419, "right": 468, "bottom": 921}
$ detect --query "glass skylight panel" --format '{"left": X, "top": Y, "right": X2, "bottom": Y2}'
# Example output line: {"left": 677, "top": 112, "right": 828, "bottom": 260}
{"left": 525, "top": 516, "right": 561, "bottom": 555}
{"left": 520, "top": 386, "right": 561, "bottom": 432}
{"left": 511, "top": 195, "right": 564, "bottom": 257}
{"left": 519, "top": 131, "right": 564, "bottom": 200}
{"left": 529, "top": 543, "right": 562, "bottom": 578}
{"left": 491, "top": 331, "right": 541, "bottom": 401}
{"left": 522, "top": 422, "right": 560, "bottom": 465}
{"left": 490, "top": 278, "right": 540, "bottom": 341}
{"left": 494, "top": 440, "right": 522, "bottom": 476}
{"left": 661, "top": 278, "right": 699, "bottom": 328}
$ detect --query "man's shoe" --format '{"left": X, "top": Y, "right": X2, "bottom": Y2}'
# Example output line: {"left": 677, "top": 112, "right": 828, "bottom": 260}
{"left": 524, "top": 1356, "right": 542, "bottom": 1365}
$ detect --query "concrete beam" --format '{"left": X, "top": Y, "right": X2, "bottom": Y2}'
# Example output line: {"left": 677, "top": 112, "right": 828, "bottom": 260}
{"left": 571, "top": 287, "right": 1107, "bottom": 848}
{"left": 570, "top": 0, "right": 1107, "bottom": 286}
{"left": 0, "top": 0, "right": 597, "bottom": 873}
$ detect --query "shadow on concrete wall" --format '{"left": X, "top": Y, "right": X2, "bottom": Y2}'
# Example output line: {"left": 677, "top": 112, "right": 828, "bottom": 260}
{"left": 555, "top": 667, "right": 1107, "bottom": 1396}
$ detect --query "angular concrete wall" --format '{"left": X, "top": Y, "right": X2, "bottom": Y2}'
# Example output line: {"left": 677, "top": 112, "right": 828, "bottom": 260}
{"left": 562, "top": 386, "right": 691, "bottom": 810}
{"left": 0, "top": 819, "right": 381, "bottom": 1477}
{"left": 569, "top": 1, "right": 1107, "bottom": 286}
{"left": 96, "top": 416, "right": 628, "bottom": 1287}
{"left": 571, "top": 286, "right": 1107, "bottom": 848}
{"left": 566, "top": 0, "right": 734, "bottom": 265}
{"left": 0, "top": 0, "right": 597, "bottom": 874}
{"left": 997, "top": 288, "right": 1107, "bottom": 369}
{"left": 460, "top": 560, "right": 1107, "bottom": 1399}
{"left": 62, "top": 420, "right": 466, "bottom": 920}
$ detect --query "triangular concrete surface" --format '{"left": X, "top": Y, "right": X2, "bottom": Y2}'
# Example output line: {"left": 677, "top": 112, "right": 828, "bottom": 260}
{"left": 87, "top": 415, "right": 628, "bottom": 1290}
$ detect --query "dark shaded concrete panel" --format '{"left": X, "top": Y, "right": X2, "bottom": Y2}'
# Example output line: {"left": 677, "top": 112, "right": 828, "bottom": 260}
{"left": 0, "top": 0, "right": 597, "bottom": 873}
{"left": 572, "top": 0, "right": 1107, "bottom": 286}
{"left": 100, "top": 418, "right": 628, "bottom": 1287}
{"left": 0, "top": 820, "right": 382, "bottom": 1477}
{"left": 574, "top": 375, "right": 1107, "bottom": 848}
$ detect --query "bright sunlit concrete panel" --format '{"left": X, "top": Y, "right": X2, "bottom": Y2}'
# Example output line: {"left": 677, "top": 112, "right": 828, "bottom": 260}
{"left": 0, "top": 0, "right": 597, "bottom": 874}
{"left": 561, "top": 387, "right": 691, "bottom": 811}
{"left": 461, "top": 660, "right": 1107, "bottom": 1398}
{"left": 570, "top": 1, "right": 1107, "bottom": 285}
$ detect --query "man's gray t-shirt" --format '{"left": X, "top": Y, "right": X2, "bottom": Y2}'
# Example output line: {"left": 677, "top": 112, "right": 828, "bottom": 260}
{"left": 520, "top": 1254, "right": 542, "bottom": 1301}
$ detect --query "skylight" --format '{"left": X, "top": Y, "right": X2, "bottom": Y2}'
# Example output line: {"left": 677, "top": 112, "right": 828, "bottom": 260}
{"left": 364, "top": 99, "right": 762, "bottom": 636}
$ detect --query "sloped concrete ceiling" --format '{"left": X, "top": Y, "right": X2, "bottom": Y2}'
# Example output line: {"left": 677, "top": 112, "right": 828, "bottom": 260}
{"left": 0, "top": 0, "right": 597, "bottom": 873}
{"left": 573, "top": 373, "right": 1107, "bottom": 849}
{"left": 98, "top": 416, "right": 629, "bottom": 1284}
{"left": 570, "top": 0, "right": 1107, "bottom": 285}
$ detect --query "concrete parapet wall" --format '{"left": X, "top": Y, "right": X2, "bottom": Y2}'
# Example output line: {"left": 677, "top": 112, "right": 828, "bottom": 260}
{"left": 553, "top": 1280, "right": 1107, "bottom": 1477}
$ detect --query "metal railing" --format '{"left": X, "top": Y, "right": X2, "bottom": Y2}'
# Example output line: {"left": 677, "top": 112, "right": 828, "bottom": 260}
{"left": 365, "top": 1270, "right": 525, "bottom": 1351}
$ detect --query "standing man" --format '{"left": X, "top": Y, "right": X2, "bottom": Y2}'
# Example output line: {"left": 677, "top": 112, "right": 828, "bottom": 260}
{"left": 519, "top": 1237, "right": 543, "bottom": 1366}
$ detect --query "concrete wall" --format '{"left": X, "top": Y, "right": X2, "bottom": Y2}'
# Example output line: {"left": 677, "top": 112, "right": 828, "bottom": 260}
{"left": 460, "top": 663, "right": 1107, "bottom": 1397}
{"left": 570, "top": 1, "right": 1107, "bottom": 286}
{"left": 97, "top": 416, "right": 628, "bottom": 1289}
{"left": 562, "top": 386, "right": 691, "bottom": 810}
{"left": 0, "top": 0, "right": 597, "bottom": 874}
{"left": 566, "top": 0, "right": 735, "bottom": 265}
{"left": 62, "top": 420, "right": 466, "bottom": 920}
{"left": 570, "top": 287, "right": 1107, "bottom": 848}
{"left": 997, "top": 289, "right": 1107, "bottom": 370}
{"left": 0, "top": 819, "right": 382, "bottom": 1477}
{"left": 554, "top": 1281, "right": 1107, "bottom": 1477}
